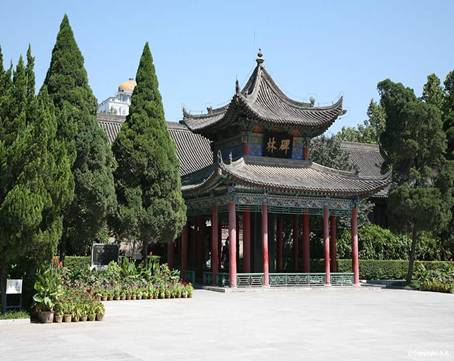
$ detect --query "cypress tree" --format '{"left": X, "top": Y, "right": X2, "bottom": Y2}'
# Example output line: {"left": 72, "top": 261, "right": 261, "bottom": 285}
{"left": 112, "top": 43, "right": 186, "bottom": 257}
{"left": 0, "top": 48, "right": 73, "bottom": 311}
{"left": 378, "top": 79, "right": 452, "bottom": 283}
{"left": 43, "top": 15, "right": 116, "bottom": 255}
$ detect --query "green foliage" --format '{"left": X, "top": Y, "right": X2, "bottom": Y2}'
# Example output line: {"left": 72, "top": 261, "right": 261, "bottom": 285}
{"left": 378, "top": 78, "right": 452, "bottom": 282}
{"left": 112, "top": 43, "right": 186, "bottom": 253}
{"left": 0, "top": 310, "right": 29, "bottom": 320}
{"left": 332, "top": 259, "right": 452, "bottom": 280}
{"left": 43, "top": 15, "right": 116, "bottom": 255}
{"left": 63, "top": 256, "right": 90, "bottom": 273}
{"left": 415, "top": 263, "right": 454, "bottom": 293}
{"left": 32, "top": 265, "right": 63, "bottom": 311}
{"left": 337, "top": 100, "right": 385, "bottom": 144}
{"left": 311, "top": 134, "right": 354, "bottom": 171}
{"left": 0, "top": 46, "right": 73, "bottom": 309}
{"left": 337, "top": 224, "right": 446, "bottom": 260}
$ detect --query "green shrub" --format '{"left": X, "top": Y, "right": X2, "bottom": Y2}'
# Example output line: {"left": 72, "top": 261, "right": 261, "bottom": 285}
{"left": 64, "top": 256, "right": 90, "bottom": 273}
{"left": 337, "top": 224, "right": 444, "bottom": 260}
{"left": 309, "top": 259, "right": 454, "bottom": 280}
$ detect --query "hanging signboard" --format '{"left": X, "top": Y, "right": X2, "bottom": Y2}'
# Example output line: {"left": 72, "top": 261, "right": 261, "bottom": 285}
{"left": 91, "top": 243, "right": 119, "bottom": 269}
{"left": 263, "top": 133, "right": 293, "bottom": 159}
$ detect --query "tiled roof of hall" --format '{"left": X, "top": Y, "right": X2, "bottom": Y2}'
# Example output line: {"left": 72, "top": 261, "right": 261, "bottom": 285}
{"left": 181, "top": 50, "right": 345, "bottom": 139}
{"left": 182, "top": 153, "right": 390, "bottom": 199}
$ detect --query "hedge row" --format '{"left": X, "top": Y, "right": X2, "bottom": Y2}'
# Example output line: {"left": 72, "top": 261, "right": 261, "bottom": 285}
{"left": 63, "top": 256, "right": 453, "bottom": 281}
{"left": 64, "top": 256, "right": 90, "bottom": 272}
{"left": 312, "top": 259, "right": 454, "bottom": 280}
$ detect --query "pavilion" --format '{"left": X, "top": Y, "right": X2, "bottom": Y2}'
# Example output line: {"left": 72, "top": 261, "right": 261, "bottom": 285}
{"left": 98, "top": 51, "right": 389, "bottom": 288}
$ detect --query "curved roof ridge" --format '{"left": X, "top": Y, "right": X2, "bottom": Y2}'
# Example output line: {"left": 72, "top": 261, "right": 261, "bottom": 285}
{"left": 340, "top": 141, "right": 380, "bottom": 150}
{"left": 258, "top": 66, "right": 314, "bottom": 108}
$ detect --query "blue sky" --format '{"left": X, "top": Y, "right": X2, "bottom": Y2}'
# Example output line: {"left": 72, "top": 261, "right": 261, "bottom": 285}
{"left": 1, "top": 0, "right": 453, "bottom": 132}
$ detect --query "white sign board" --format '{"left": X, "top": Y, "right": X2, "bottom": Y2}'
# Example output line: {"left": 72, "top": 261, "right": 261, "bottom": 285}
{"left": 6, "top": 279, "right": 22, "bottom": 294}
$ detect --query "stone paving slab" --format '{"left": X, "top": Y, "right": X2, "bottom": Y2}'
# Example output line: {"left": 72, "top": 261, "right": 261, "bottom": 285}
{"left": 1, "top": 287, "right": 453, "bottom": 361}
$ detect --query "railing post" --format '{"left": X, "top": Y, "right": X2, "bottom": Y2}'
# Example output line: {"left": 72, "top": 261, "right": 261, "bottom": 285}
{"left": 228, "top": 201, "right": 237, "bottom": 287}
{"left": 323, "top": 206, "right": 330, "bottom": 286}
{"left": 262, "top": 202, "right": 270, "bottom": 287}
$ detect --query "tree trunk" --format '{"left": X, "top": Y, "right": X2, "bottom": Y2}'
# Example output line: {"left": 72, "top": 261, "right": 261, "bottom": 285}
{"left": 0, "top": 262, "right": 7, "bottom": 313}
{"left": 142, "top": 239, "right": 149, "bottom": 262}
{"left": 406, "top": 226, "right": 418, "bottom": 285}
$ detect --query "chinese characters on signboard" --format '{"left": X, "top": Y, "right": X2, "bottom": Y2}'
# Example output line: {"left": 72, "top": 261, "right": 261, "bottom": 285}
{"left": 263, "top": 133, "right": 293, "bottom": 158}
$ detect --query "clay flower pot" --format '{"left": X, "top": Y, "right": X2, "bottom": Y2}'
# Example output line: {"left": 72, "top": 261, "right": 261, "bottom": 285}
{"left": 37, "top": 311, "right": 54, "bottom": 324}
{"left": 63, "top": 314, "right": 72, "bottom": 323}
{"left": 96, "top": 313, "right": 104, "bottom": 321}
{"left": 54, "top": 314, "right": 63, "bottom": 323}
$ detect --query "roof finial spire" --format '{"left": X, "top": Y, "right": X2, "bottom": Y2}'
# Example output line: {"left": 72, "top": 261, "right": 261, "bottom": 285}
{"left": 256, "top": 48, "right": 264, "bottom": 65}
{"left": 235, "top": 79, "right": 240, "bottom": 94}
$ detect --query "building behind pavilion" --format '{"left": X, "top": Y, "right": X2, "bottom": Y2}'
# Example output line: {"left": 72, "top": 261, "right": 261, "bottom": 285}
{"left": 97, "top": 51, "right": 389, "bottom": 288}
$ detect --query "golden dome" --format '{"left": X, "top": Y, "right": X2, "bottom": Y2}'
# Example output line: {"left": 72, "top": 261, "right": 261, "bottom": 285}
{"left": 118, "top": 78, "right": 136, "bottom": 92}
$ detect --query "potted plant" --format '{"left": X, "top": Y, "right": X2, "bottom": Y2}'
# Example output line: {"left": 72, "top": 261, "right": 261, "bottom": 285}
{"left": 54, "top": 302, "right": 64, "bottom": 323}
{"left": 72, "top": 304, "right": 81, "bottom": 322}
{"left": 80, "top": 303, "right": 88, "bottom": 322}
{"left": 114, "top": 288, "right": 121, "bottom": 301}
{"left": 120, "top": 289, "right": 126, "bottom": 301}
{"left": 87, "top": 301, "right": 96, "bottom": 321}
{"left": 186, "top": 284, "right": 193, "bottom": 298}
{"left": 32, "top": 265, "right": 63, "bottom": 323}
{"left": 101, "top": 291, "right": 108, "bottom": 302}
{"left": 95, "top": 303, "right": 105, "bottom": 321}
{"left": 63, "top": 302, "right": 73, "bottom": 323}
{"left": 107, "top": 289, "right": 114, "bottom": 301}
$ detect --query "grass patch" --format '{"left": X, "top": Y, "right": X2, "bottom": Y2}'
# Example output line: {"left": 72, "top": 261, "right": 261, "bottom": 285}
{"left": 0, "top": 310, "right": 29, "bottom": 320}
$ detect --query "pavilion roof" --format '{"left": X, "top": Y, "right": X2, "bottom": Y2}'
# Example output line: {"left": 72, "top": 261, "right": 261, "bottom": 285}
{"left": 181, "top": 51, "right": 345, "bottom": 138}
{"left": 182, "top": 154, "right": 390, "bottom": 198}
{"left": 97, "top": 114, "right": 389, "bottom": 198}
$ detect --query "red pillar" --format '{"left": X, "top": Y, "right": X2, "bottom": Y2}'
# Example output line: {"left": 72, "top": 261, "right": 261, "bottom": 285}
{"left": 211, "top": 206, "right": 219, "bottom": 285}
{"left": 292, "top": 215, "right": 299, "bottom": 272}
{"left": 303, "top": 141, "right": 310, "bottom": 160}
{"left": 196, "top": 216, "right": 204, "bottom": 279}
{"left": 228, "top": 201, "right": 237, "bottom": 287}
{"left": 352, "top": 207, "right": 360, "bottom": 286}
{"left": 262, "top": 203, "right": 270, "bottom": 287}
{"left": 167, "top": 240, "right": 174, "bottom": 270}
{"left": 330, "top": 215, "right": 337, "bottom": 272}
{"left": 302, "top": 213, "right": 310, "bottom": 273}
{"left": 276, "top": 216, "right": 283, "bottom": 272}
{"left": 181, "top": 225, "right": 188, "bottom": 276}
{"left": 323, "top": 206, "right": 330, "bottom": 286}
{"left": 243, "top": 210, "right": 251, "bottom": 273}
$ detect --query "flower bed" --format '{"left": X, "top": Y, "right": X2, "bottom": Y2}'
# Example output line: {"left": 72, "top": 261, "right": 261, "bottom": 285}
{"left": 31, "top": 257, "right": 192, "bottom": 323}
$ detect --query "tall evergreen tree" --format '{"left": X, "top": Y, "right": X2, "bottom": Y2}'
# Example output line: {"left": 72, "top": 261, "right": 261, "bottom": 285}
{"left": 443, "top": 71, "right": 454, "bottom": 160}
{"left": 422, "top": 74, "right": 444, "bottom": 109}
{"left": 112, "top": 43, "right": 186, "bottom": 257}
{"left": 43, "top": 15, "right": 116, "bottom": 255}
{"left": 378, "top": 79, "right": 452, "bottom": 283}
{"left": 337, "top": 100, "right": 385, "bottom": 144}
{"left": 0, "top": 49, "right": 73, "bottom": 311}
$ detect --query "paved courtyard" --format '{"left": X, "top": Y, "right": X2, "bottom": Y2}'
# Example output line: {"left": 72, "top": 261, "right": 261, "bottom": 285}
{"left": 1, "top": 287, "right": 454, "bottom": 361}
